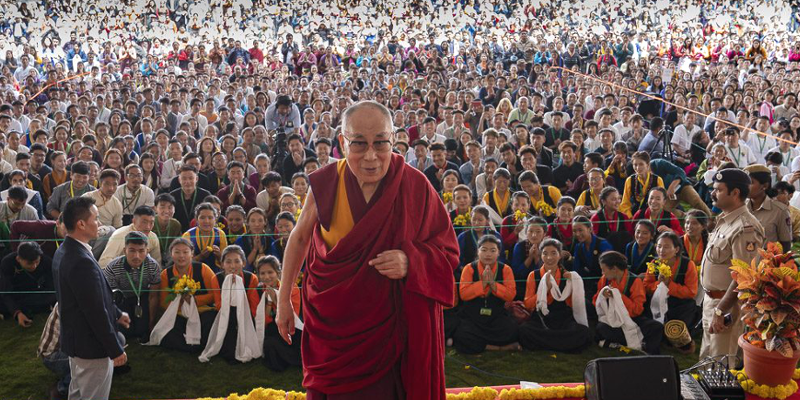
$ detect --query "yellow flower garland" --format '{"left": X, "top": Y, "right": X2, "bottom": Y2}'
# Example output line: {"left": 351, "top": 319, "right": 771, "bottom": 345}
{"left": 498, "top": 385, "right": 585, "bottom": 400}
{"left": 730, "top": 369, "right": 800, "bottom": 400}
{"left": 447, "top": 386, "right": 499, "bottom": 400}
{"left": 195, "top": 385, "right": 587, "bottom": 400}
{"left": 197, "top": 387, "right": 304, "bottom": 400}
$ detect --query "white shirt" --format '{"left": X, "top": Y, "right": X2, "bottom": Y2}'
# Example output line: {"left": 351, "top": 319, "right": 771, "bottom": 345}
{"left": 744, "top": 132, "right": 777, "bottom": 165}
{"left": 114, "top": 185, "right": 155, "bottom": 216}
{"left": 160, "top": 159, "right": 182, "bottom": 190}
{"left": 726, "top": 144, "right": 757, "bottom": 168}
{"left": 83, "top": 190, "right": 123, "bottom": 229}
{"left": 671, "top": 123, "right": 701, "bottom": 153}
{"left": 419, "top": 132, "right": 447, "bottom": 144}
{"left": 98, "top": 225, "right": 162, "bottom": 269}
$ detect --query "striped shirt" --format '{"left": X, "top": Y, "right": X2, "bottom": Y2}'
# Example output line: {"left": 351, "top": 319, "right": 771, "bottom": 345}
{"left": 37, "top": 304, "right": 59, "bottom": 358}
{"left": 103, "top": 255, "right": 162, "bottom": 299}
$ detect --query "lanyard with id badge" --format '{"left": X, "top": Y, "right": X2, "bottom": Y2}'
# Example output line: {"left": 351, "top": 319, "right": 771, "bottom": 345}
{"left": 125, "top": 263, "right": 146, "bottom": 318}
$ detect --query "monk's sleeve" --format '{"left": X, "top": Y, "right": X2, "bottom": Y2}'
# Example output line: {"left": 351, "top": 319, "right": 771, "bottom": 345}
{"left": 401, "top": 181, "right": 459, "bottom": 307}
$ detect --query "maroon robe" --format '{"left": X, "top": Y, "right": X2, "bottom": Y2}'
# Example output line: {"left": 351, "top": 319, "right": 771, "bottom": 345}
{"left": 304, "top": 153, "right": 458, "bottom": 399}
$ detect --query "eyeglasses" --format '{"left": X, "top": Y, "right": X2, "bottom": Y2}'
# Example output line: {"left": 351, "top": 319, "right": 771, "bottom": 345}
{"left": 343, "top": 135, "right": 393, "bottom": 154}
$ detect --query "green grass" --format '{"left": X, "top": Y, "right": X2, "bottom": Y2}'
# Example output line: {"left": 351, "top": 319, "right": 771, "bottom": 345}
{"left": 0, "top": 317, "right": 700, "bottom": 400}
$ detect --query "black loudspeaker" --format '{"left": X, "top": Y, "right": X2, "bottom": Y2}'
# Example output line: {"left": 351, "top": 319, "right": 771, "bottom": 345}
{"left": 585, "top": 356, "right": 680, "bottom": 400}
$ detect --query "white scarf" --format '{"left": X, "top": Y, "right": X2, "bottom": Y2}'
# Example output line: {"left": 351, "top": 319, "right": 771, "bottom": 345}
{"left": 145, "top": 296, "right": 201, "bottom": 346}
{"left": 535, "top": 270, "right": 588, "bottom": 327}
{"left": 595, "top": 286, "right": 643, "bottom": 351}
{"left": 255, "top": 287, "right": 304, "bottom": 348}
{"left": 199, "top": 274, "right": 260, "bottom": 363}
{"left": 650, "top": 282, "right": 670, "bottom": 324}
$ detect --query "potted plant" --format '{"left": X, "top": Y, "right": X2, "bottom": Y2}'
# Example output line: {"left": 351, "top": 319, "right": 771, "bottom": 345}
{"left": 731, "top": 242, "right": 800, "bottom": 387}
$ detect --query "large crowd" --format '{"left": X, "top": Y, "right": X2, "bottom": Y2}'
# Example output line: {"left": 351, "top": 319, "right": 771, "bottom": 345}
{"left": 2, "top": 0, "right": 800, "bottom": 398}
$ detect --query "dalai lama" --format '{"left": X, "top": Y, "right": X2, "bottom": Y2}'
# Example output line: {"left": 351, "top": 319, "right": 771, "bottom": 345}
{"left": 277, "top": 100, "right": 459, "bottom": 400}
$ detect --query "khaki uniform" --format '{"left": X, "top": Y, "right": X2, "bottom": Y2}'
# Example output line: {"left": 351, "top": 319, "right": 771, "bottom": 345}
{"left": 747, "top": 197, "right": 792, "bottom": 245}
{"left": 789, "top": 206, "right": 800, "bottom": 241}
{"left": 699, "top": 205, "right": 765, "bottom": 361}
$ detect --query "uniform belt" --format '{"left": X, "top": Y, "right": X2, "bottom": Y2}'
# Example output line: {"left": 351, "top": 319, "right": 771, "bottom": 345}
{"left": 705, "top": 290, "right": 726, "bottom": 299}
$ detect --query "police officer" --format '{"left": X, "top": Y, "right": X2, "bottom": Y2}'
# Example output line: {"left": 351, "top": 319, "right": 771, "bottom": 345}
{"left": 744, "top": 164, "right": 792, "bottom": 251}
{"left": 700, "top": 168, "right": 765, "bottom": 363}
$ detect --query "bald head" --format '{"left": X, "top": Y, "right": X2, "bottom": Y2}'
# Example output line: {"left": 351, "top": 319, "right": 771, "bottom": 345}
{"left": 341, "top": 100, "right": 394, "bottom": 136}
{"left": 339, "top": 101, "right": 395, "bottom": 185}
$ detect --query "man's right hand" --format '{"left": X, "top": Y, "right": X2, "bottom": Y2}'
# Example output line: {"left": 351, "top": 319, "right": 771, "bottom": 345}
{"left": 276, "top": 297, "right": 296, "bottom": 345}
{"left": 112, "top": 352, "right": 128, "bottom": 367}
{"left": 709, "top": 313, "right": 730, "bottom": 334}
{"left": 16, "top": 312, "right": 32, "bottom": 328}
{"left": 118, "top": 312, "right": 131, "bottom": 329}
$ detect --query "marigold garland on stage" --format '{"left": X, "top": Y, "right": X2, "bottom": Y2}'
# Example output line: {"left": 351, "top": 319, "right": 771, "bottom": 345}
{"left": 195, "top": 384, "right": 587, "bottom": 400}
{"left": 730, "top": 369, "right": 800, "bottom": 400}
{"left": 498, "top": 385, "right": 586, "bottom": 400}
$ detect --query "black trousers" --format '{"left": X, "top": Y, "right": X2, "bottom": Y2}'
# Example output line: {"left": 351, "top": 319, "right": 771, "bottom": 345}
{"left": 263, "top": 322, "right": 302, "bottom": 371}
{"left": 161, "top": 310, "right": 217, "bottom": 353}
{"left": 595, "top": 316, "right": 663, "bottom": 355}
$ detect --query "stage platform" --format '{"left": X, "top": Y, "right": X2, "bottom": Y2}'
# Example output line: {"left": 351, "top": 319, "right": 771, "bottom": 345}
{"left": 445, "top": 381, "right": 800, "bottom": 400}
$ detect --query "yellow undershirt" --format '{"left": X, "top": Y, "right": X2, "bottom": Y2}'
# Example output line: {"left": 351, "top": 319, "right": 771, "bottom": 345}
{"left": 320, "top": 160, "right": 355, "bottom": 250}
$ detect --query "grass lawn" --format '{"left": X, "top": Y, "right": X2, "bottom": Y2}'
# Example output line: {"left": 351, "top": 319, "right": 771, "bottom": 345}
{"left": 0, "top": 316, "right": 700, "bottom": 400}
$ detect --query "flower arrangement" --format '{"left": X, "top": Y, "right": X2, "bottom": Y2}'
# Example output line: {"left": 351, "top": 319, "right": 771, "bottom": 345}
{"left": 730, "top": 242, "right": 800, "bottom": 356}
{"left": 535, "top": 200, "right": 554, "bottom": 217}
{"left": 166, "top": 275, "right": 201, "bottom": 302}
{"left": 498, "top": 385, "right": 585, "bottom": 400}
{"left": 731, "top": 369, "right": 798, "bottom": 400}
{"left": 514, "top": 210, "right": 527, "bottom": 223}
{"left": 454, "top": 208, "right": 472, "bottom": 227}
{"left": 443, "top": 191, "right": 454, "bottom": 203}
{"left": 646, "top": 259, "right": 673, "bottom": 280}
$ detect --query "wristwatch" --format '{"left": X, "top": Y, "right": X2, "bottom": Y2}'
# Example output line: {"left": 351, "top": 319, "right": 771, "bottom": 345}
{"left": 714, "top": 307, "right": 724, "bottom": 317}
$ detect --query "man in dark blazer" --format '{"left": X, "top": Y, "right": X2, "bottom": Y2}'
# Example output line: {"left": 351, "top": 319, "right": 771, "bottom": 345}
{"left": 53, "top": 196, "right": 129, "bottom": 400}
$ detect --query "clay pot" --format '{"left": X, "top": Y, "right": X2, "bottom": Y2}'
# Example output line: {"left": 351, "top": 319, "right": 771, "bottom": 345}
{"left": 739, "top": 335, "right": 800, "bottom": 387}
